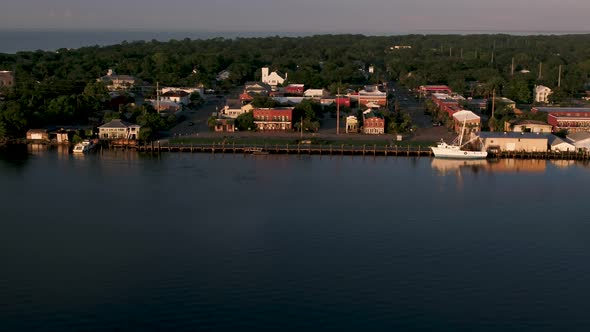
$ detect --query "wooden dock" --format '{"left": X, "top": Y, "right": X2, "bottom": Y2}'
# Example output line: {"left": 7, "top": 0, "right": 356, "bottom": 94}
{"left": 117, "top": 142, "right": 590, "bottom": 160}
{"left": 132, "top": 142, "right": 433, "bottom": 157}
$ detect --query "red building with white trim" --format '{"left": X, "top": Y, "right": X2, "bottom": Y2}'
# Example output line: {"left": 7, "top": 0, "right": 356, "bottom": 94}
{"left": 253, "top": 107, "right": 294, "bottom": 131}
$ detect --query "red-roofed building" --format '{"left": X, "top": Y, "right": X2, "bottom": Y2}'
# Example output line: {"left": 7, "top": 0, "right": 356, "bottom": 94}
{"left": 285, "top": 84, "right": 305, "bottom": 96}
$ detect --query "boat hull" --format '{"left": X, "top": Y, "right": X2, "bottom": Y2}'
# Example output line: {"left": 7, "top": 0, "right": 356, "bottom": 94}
{"left": 431, "top": 146, "right": 488, "bottom": 159}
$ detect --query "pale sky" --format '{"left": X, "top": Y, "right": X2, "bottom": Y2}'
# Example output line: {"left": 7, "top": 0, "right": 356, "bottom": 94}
{"left": 1, "top": 0, "right": 589, "bottom": 33}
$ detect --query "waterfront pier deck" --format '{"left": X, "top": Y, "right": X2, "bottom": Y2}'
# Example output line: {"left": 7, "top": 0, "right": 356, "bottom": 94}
{"left": 123, "top": 142, "right": 590, "bottom": 160}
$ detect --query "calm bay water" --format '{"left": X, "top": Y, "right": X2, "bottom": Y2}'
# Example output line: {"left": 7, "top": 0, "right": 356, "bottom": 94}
{"left": 1, "top": 146, "right": 590, "bottom": 331}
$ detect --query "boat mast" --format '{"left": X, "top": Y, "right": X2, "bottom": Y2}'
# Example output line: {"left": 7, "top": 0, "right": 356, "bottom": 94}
{"left": 459, "top": 118, "right": 466, "bottom": 146}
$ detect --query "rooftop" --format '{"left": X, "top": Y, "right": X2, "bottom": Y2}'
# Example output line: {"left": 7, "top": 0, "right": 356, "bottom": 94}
{"left": 479, "top": 132, "right": 550, "bottom": 139}
{"left": 534, "top": 107, "right": 590, "bottom": 113}
{"left": 99, "top": 119, "right": 140, "bottom": 129}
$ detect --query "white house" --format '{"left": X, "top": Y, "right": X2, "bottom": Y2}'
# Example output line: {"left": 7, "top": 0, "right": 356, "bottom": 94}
{"left": 223, "top": 99, "right": 253, "bottom": 119}
{"left": 216, "top": 69, "right": 231, "bottom": 81}
{"left": 161, "top": 90, "right": 190, "bottom": 105}
{"left": 548, "top": 135, "right": 575, "bottom": 152}
{"left": 98, "top": 119, "right": 141, "bottom": 140}
{"left": 534, "top": 85, "right": 552, "bottom": 103}
{"left": 161, "top": 86, "right": 203, "bottom": 98}
{"left": 261, "top": 67, "right": 286, "bottom": 87}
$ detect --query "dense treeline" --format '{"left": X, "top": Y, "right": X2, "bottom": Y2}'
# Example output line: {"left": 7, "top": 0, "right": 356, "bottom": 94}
{"left": 1, "top": 34, "right": 590, "bottom": 139}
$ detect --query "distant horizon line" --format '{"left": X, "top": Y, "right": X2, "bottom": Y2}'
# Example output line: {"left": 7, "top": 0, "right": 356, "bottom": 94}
{"left": 1, "top": 28, "right": 589, "bottom": 36}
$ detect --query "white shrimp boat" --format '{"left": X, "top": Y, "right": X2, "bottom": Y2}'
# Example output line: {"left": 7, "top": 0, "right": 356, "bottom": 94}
{"left": 431, "top": 120, "right": 487, "bottom": 159}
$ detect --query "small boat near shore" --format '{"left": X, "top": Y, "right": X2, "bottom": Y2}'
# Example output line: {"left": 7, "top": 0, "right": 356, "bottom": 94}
{"left": 72, "top": 140, "right": 97, "bottom": 154}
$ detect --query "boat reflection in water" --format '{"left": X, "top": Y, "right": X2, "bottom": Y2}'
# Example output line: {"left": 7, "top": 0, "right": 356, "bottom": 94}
{"left": 431, "top": 158, "right": 488, "bottom": 175}
{"left": 431, "top": 158, "right": 548, "bottom": 175}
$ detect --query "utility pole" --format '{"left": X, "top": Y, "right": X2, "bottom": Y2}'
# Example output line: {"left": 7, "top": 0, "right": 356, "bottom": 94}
{"left": 300, "top": 116, "right": 303, "bottom": 138}
{"left": 336, "top": 85, "right": 340, "bottom": 135}
{"left": 156, "top": 81, "right": 160, "bottom": 113}
{"left": 511, "top": 57, "right": 515, "bottom": 76}
{"left": 491, "top": 51, "right": 494, "bottom": 64}
{"left": 538, "top": 62, "right": 543, "bottom": 80}
{"left": 558, "top": 65, "right": 562, "bottom": 88}
{"left": 491, "top": 88, "right": 496, "bottom": 131}
{"left": 449, "top": 47, "right": 452, "bottom": 57}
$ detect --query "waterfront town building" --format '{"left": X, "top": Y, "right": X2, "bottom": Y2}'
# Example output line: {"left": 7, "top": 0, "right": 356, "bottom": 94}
{"left": 253, "top": 107, "right": 294, "bottom": 131}
{"left": 362, "top": 109, "right": 385, "bottom": 135}
{"left": 548, "top": 135, "right": 576, "bottom": 152}
{"left": 504, "top": 119, "right": 553, "bottom": 133}
{"left": 566, "top": 131, "right": 590, "bottom": 151}
{"left": 534, "top": 85, "right": 552, "bottom": 103}
{"left": 98, "top": 119, "right": 141, "bottom": 140}
{"left": 223, "top": 100, "right": 253, "bottom": 119}
{"left": 346, "top": 116, "right": 359, "bottom": 133}
{"left": 479, "top": 132, "right": 548, "bottom": 152}
{"left": 532, "top": 107, "right": 590, "bottom": 133}
{"left": 214, "top": 119, "right": 235, "bottom": 132}
{"left": 452, "top": 110, "right": 481, "bottom": 134}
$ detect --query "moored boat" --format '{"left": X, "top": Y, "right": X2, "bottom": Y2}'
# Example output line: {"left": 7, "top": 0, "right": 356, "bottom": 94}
{"left": 72, "top": 140, "right": 96, "bottom": 154}
{"left": 431, "top": 120, "right": 487, "bottom": 159}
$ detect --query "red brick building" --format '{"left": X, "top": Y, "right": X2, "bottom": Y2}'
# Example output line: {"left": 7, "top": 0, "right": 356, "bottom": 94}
{"left": 362, "top": 110, "right": 385, "bottom": 135}
{"left": 285, "top": 84, "right": 305, "bottom": 96}
{"left": 533, "top": 107, "right": 590, "bottom": 133}
{"left": 253, "top": 107, "right": 294, "bottom": 131}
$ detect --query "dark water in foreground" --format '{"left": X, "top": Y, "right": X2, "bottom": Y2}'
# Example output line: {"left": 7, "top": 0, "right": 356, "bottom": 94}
{"left": 2, "top": 146, "right": 590, "bottom": 331}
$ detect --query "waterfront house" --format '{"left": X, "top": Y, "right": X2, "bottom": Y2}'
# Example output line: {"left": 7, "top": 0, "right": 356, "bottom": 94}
{"left": 253, "top": 107, "right": 294, "bottom": 131}
{"left": 566, "top": 131, "right": 590, "bottom": 151}
{"left": 26, "top": 129, "right": 49, "bottom": 142}
{"left": 98, "top": 119, "right": 141, "bottom": 140}
{"left": 479, "top": 132, "right": 548, "bottom": 152}
{"left": 548, "top": 135, "right": 575, "bottom": 152}
{"left": 261, "top": 67, "right": 286, "bottom": 88}
{"left": 504, "top": 119, "right": 552, "bottom": 133}
{"left": 362, "top": 109, "right": 385, "bottom": 135}
{"left": 534, "top": 85, "right": 552, "bottom": 103}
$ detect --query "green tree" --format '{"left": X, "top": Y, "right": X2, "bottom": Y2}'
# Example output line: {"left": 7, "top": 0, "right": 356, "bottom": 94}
{"left": 235, "top": 112, "right": 255, "bottom": 131}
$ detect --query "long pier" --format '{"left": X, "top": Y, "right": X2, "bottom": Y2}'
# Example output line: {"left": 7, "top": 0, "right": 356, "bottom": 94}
{"left": 119, "top": 142, "right": 590, "bottom": 160}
